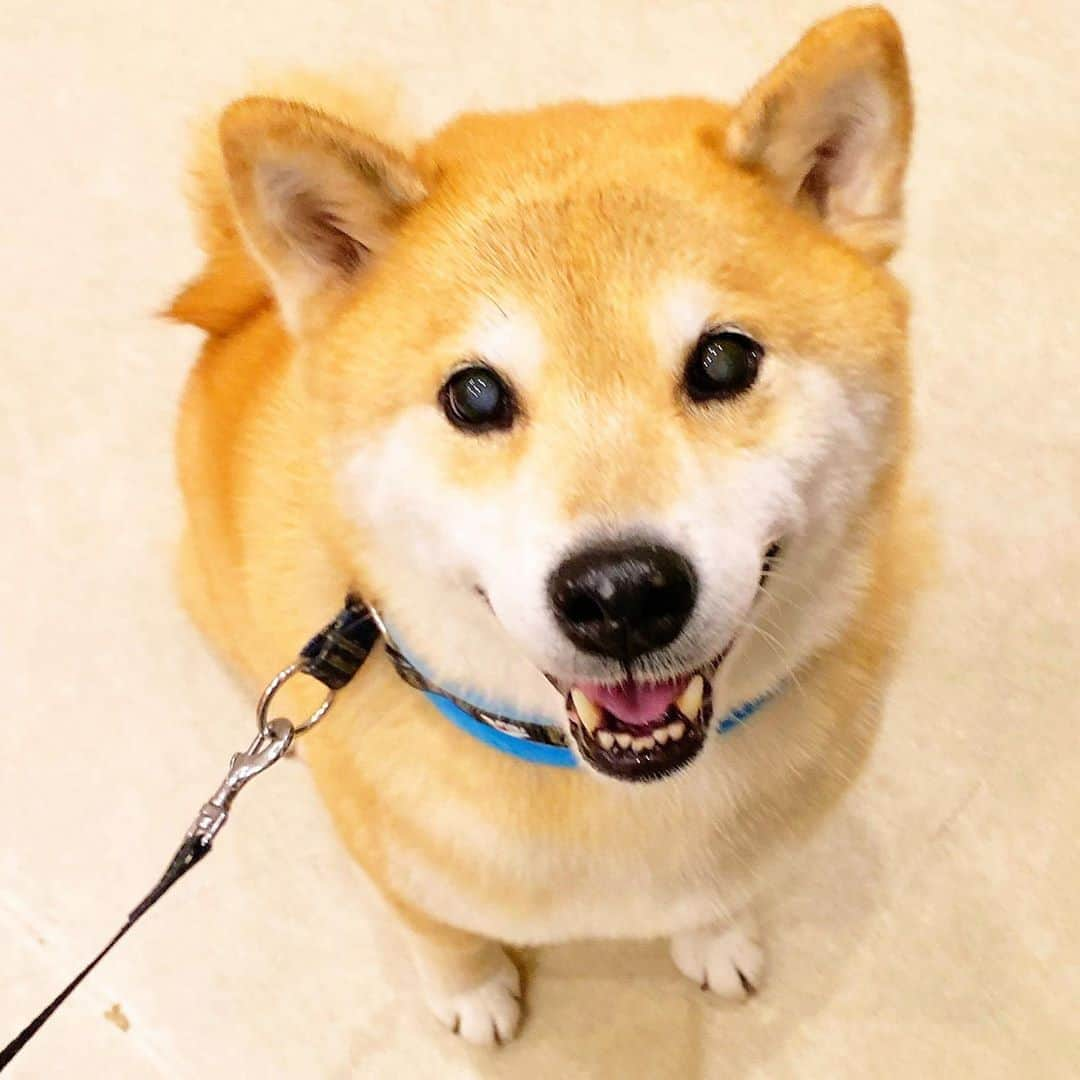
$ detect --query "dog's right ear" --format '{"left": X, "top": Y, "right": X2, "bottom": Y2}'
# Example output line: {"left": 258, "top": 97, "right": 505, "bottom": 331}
{"left": 219, "top": 97, "right": 426, "bottom": 334}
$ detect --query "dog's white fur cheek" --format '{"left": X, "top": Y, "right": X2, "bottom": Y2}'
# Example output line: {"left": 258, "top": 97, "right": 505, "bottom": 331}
{"left": 338, "top": 410, "right": 569, "bottom": 718}
{"left": 664, "top": 359, "right": 891, "bottom": 701}
{"left": 761, "top": 367, "right": 889, "bottom": 687}
{"left": 786, "top": 363, "right": 891, "bottom": 523}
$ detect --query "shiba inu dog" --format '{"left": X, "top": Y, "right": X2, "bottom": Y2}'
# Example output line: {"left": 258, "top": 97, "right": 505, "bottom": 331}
{"left": 172, "top": 6, "right": 924, "bottom": 1045}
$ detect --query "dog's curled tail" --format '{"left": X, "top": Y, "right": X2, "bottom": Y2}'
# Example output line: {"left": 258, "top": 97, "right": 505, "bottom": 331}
{"left": 165, "top": 69, "right": 415, "bottom": 336}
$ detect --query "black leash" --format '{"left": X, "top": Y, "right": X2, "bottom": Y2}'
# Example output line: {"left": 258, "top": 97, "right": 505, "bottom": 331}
{"left": 1, "top": 597, "right": 379, "bottom": 1072}
{"left": 0, "top": 840, "right": 211, "bottom": 1069}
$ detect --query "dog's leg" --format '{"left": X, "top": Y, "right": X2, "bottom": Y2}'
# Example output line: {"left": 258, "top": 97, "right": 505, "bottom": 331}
{"left": 392, "top": 898, "right": 522, "bottom": 1045}
{"left": 669, "top": 910, "right": 766, "bottom": 999}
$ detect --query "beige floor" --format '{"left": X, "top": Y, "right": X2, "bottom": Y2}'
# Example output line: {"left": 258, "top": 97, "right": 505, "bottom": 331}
{"left": 2, "top": 1, "right": 1078, "bottom": 1076}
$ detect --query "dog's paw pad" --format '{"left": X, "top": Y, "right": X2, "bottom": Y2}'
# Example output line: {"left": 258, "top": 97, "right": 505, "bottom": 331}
{"left": 427, "top": 959, "right": 522, "bottom": 1046}
{"left": 670, "top": 922, "right": 766, "bottom": 1000}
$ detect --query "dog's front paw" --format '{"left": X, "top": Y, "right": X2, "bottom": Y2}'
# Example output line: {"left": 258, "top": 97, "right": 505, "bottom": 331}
{"left": 425, "top": 954, "right": 522, "bottom": 1046}
{"left": 670, "top": 916, "right": 766, "bottom": 1000}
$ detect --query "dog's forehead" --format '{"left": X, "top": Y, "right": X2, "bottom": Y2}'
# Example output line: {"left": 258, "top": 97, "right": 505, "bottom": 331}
{"left": 429, "top": 171, "right": 903, "bottom": 397}
{"left": 451, "top": 189, "right": 727, "bottom": 370}
{"left": 458, "top": 276, "right": 721, "bottom": 394}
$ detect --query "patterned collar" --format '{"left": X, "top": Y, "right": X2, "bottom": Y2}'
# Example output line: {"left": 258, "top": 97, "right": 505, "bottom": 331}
{"left": 380, "top": 628, "right": 781, "bottom": 769}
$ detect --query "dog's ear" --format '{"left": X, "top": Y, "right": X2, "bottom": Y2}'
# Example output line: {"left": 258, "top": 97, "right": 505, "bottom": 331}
{"left": 726, "top": 7, "right": 912, "bottom": 261}
{"left": 219, "top": 97, "right": 426, "bottom": 332}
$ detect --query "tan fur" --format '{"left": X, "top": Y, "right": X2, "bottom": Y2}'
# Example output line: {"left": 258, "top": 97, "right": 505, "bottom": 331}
{"left": 171, "top": 7, "right": 927, "bottom": 1040}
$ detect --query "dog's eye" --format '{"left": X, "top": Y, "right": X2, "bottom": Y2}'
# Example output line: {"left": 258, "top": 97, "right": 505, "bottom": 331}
{"left": 440, "top": 366, "right": 516, "bottom": 432}
{"left": 683, "top": 330, "right": 763, "bottom": 403}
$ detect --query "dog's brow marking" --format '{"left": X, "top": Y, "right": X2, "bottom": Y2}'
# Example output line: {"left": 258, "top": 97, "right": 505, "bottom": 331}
{"left": 651, "top": 280, "right": 719, "bottom": 371}
{"left": 467, "top": 297, "right": 546, "bottom": 382}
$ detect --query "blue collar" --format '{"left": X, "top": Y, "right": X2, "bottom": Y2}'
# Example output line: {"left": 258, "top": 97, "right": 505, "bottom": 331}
{"left": 384, "top": 632, "right": 780, "bottom": 769}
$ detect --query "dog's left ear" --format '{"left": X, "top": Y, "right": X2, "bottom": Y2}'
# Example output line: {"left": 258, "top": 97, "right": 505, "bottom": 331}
{"left": 726, "top": 6, "right": 912, "bottom": 261}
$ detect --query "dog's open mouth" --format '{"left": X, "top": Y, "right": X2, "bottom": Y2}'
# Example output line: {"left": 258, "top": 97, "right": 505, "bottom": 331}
{"left": 559, "top": 541, "right": 782, "bottom": 782}
{"left": 563, "top": 648, "right": 730, "bottom": 782}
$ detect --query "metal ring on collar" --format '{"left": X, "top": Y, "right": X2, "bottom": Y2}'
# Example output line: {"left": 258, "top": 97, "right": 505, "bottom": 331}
{"left": 255, "top": 661, "right": 336, "bottom": 737}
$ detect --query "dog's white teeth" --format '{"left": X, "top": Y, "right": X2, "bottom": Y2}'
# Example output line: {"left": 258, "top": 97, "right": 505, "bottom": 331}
{"left": 631, "top": 735, "right": 654, "bottom": 752}
{"left": 570, "top": 689, "right": 602, "bottom": 733}
{"left": 654, "top": 727, "right": 670, "bottom": 745}
{"left": 615, "top": 732, "right": 632, "bottom": 749}
{"left": 597, "top": 730, "right": 615, "bottom": 750}
{"left": 675, "top": 675, "right": 704, "bottom": 721}
{"left": 667, "top": 720, "right": 686, "bottom": 741}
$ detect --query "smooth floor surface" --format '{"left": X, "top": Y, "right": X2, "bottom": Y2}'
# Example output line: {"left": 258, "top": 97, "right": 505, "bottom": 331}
{"left": 2, "top": 1, "right": 1077, "bottom": 1076}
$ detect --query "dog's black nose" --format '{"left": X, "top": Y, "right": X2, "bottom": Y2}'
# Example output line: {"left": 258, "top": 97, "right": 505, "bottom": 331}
{"left": 549, "top": 542, "right": 697, "bottom": 660}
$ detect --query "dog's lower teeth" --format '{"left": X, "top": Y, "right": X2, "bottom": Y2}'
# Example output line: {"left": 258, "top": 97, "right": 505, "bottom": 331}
{"left": 570, "top": 688, "right": 602, "bottom": 733}
{"left": 675, "top": 675, "right": 704, "bottom": 721}
{"left": 573, "top": 677, "right": 705, "bottom": 762}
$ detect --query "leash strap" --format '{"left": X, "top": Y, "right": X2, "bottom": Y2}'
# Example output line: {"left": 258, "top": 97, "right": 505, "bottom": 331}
{"left": 0, "top": 839, "right": 211, "bottom": 1070}
{"left": 0, "top": 598, "right": 379, "bottom": 1072}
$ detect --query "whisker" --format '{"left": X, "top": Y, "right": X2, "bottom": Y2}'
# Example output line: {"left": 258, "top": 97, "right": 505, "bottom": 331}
{"left": 739, "top": 617, "right": 810, "bottom": 705}
{"left": 755, "top": 578, "right": 828, "bottom": 622}
{"left": 759, "top": 571, "right": 823, "bottom": 605}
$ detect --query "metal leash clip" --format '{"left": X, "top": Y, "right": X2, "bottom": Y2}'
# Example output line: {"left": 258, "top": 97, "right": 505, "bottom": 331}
{"left": 186, "top": 660, "right": 335, "bottom": 847}
{"left": 186, "top": 717, "right": 296, "bottom": 845}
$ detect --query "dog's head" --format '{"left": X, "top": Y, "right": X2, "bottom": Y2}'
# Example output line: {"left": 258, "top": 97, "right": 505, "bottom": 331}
{"left": 219, "top": 7, "right": 913, "bottom": 781}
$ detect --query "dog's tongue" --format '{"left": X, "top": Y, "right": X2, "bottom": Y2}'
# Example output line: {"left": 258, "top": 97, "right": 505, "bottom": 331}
{"left": 578, "top": 676, "right": 690, "bottom": 727}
